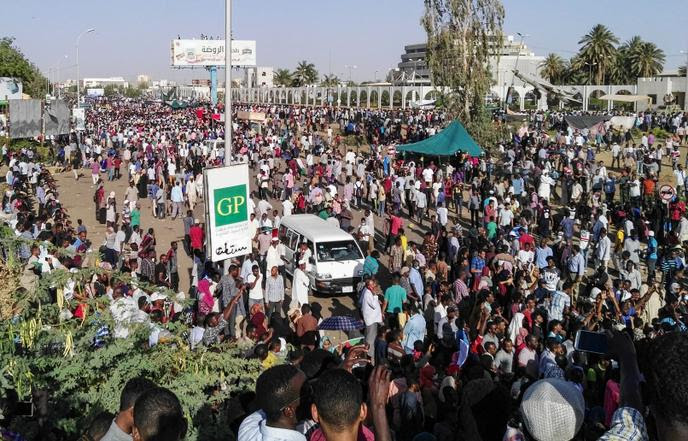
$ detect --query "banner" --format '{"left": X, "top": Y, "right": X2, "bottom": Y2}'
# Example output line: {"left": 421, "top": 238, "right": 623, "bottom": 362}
{"left": 204, "top": 164, "right": 252, "bottom": 262}
{"left": 87, "top": 88, "right": 104, "bottom": 97}
{"left": 171, "top": 40, "right": 256, "bottom": 67}
{"left": 45, "top": 100, "right": 71, "bottom": 136}
{"left": 73, "top": 108, "right": 85, "bottom": 131}
{"left": 9, "top": 99, "right": 42, "bottom": 139}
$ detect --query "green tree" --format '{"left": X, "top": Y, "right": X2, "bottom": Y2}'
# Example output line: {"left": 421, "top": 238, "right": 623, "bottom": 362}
{"left": 273, "top": 68, "right": 293, "bottom": 87}
{"left": 320, "top": 74, "right": 340, "bottom": 87}
{"left": 629, "top": 41, "right": 665, "bottom": 78}
{"left": 422, "top": 0, "right": 504, "bottom": 147}
{"left": 577, "top": 24, "right": 619, "bottom": 85}
{"left": 0, "top": 37, "right": 48, "bottom": 98}
{"left": 539, "top": 53, "right": 566, "bottom": 85}
{"left": 293, "top": 61, "right": 318, "bottom": 86}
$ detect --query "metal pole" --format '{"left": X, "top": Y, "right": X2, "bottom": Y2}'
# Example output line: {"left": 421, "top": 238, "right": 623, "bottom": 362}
{"left": 76, "top": 28, "right": 95, "bottom": 107}
{"left": 684, "top": 50, "right": 688, "bottom": 112}
{"left": 224, "top": 0, "right": 232, "bottom": 165}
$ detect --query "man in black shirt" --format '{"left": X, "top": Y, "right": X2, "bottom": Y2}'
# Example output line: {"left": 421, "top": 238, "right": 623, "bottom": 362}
{"left": 155, "top": 253, "right": 169, "bottom": 288}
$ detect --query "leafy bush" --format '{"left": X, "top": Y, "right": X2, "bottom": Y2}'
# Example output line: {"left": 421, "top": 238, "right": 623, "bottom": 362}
{"left": 0, "top": 232, "right": 261, "bottom": 441}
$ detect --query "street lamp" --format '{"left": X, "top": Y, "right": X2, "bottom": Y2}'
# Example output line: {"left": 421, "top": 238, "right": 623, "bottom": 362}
{"left": 75, "top": 27, "right": 95, "bottom": 106}
{"left": 584, "top": 62, "right": 597, "bottom": 85}
{"left": 681, "top": 50, "right": 688, "bottom": 111}
{"left": 345, "top": 64, "right": 357, "bottom": 84}
{"left": 374, "top": 70, "right": 378, "bottom": 82}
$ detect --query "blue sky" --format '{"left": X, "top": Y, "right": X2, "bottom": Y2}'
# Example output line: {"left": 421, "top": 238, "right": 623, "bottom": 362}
{"left": 5, "top": 0, "right": 687, "bottom": 83}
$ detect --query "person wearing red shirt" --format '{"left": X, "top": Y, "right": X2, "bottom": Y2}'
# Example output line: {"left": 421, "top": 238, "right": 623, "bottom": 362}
{"left": 518, "top": 228, "right": 535, "bottom": 250}
{"left": 189, "top": 219, "right": 205, "bottom": 254}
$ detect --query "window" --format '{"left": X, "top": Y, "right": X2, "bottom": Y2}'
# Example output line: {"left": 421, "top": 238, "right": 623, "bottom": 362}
{"left": 286, "top": 230, "right": 300, "bottom": 250}
{"left": 315, "top": 240, "right": 363, "bottom": 262}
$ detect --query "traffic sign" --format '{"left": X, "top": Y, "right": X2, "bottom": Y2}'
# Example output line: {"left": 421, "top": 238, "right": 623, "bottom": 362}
{"left": 659, "top": 185, "right": 676, "bottom": 203}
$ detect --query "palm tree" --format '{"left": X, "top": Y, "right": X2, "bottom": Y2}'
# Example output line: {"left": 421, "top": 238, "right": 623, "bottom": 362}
{"left": 293, "top": 60, "right": 318, "bottom": 86}
{"left": 274, "top": 68, "right": 293, "bottom": 87}
{"left": 611, "top": 36, "right": 643, "bottom": 83}
{"left": 577, "top": 24, "right": 619, "bottom": 85}
{"left": 630, "top": 41, "right": 665, "bottom": 78}
{"left": 539, "top": 53, "right": 566, "bottom": 84}
{"left": 320, "top": 74, "right": 340, "bottom": 87}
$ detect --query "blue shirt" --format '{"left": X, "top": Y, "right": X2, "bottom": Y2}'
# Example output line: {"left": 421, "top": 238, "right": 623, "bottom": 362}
{"left": 408, "top": 267, "right": 423, "bottom": 296}
{"left": 362, "top": 256, "right": 379, "bottom": 276}
{"left": 647, "top": 237, "right": 658, "bottom": 260}
{"left": 535, "top": 246, "right": 553, "bottom": 269}
{"left": 402, "top": 313, "right": 426, "bottom": 354}
{"left": 512, "top": 177, "right": 524, "bottom": 195}
{"left": 560, "top": 218, "right": 574, "bottom": 239}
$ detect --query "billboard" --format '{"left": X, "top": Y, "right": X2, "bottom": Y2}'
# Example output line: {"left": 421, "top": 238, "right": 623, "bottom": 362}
{"left": 73, "top": 108, "right": 85, "bottom": 131}
{"left": 203, "top": 164, "right": 252, "bottom": 262}
{"left": 0, "top": 77, "right": 22, "bottom": 102}
{"left": 171, "top": 39, "right": 256, "bottom": 67}
{"left": 86, "top": 88, "right": 104, "bottom": 97}
{"left": 44, "top": 100, "right": 71, "bottom": 136}
{"left": 9, "top": 99, "right": 42, "bottom": 139}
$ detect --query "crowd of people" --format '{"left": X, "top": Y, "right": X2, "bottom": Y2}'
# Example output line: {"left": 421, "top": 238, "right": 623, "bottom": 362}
{"left": 2, "top": 98, "right": 688, "bottom": 440}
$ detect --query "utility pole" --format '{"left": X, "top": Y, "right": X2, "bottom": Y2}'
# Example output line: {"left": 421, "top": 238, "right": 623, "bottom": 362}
{"left": 224, "top": 0, "right": 232, "bottom": 165}
{"left": 75, "top": 28, "right": 95, "bottom": 106}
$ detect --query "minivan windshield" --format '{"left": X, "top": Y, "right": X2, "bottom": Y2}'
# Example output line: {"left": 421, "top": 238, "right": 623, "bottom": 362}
{"left": 315, "top": 240, "right": 362, "bottom": 262}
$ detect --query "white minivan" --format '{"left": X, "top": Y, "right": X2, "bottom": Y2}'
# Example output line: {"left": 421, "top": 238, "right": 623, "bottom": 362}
{"left": 279, "top": 214, "right": 365, "bottom": 295}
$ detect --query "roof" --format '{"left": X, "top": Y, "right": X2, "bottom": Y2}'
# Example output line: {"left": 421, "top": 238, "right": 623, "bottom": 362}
{"left": 396, "top": 120, "right": 482, "bottom": 157}
{"left": 280, "top": 214, "right": 354, "bottom": 242}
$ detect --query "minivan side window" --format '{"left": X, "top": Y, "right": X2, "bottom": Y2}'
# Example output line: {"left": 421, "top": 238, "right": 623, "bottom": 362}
{"left": 287, "top": 230, "right": 301, "bottom": 250}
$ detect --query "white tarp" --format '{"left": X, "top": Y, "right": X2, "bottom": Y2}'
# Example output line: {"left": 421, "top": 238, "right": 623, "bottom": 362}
{"left": 203, "top": 164, "right": 252, "bottom": 262}
{"left": 600, "top": 94, "right": 651, "bottom": 103}
{"left": 171, "top": 40, "right": 256, "bottom": 67}
{"left": 608, "top": 116, "right": 637, "bottom": 130}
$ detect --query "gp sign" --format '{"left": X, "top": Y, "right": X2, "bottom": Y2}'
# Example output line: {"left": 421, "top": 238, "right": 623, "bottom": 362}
{"left": 659, "top": 185, "right": 675, "bottom": 204}
{"left": 204, "top": 164, "right": 252, "bottom": 261}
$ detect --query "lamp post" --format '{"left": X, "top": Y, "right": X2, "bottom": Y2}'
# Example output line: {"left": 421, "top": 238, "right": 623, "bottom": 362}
{"left": 225, "top": 0, "right": 232, "bottom": 164}
{"left": 507, "top": 32, "right": 529, "bottom": 110}
{"left": 584, "top": 62, "right": 597, "bottom": 85}
{"left": 374, "top": 70, "right": 378, "bottom": 82}
{"left": 75, "top": 28, "right": 95, "bottom": 106}
{"left": 681, "top": 50, "right": 688, "bottom": 111}
{"left": 345, "top": 64, "right": 357, "bottom": 84}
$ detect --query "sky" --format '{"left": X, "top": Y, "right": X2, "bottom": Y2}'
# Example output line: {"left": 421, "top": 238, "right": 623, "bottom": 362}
{"left": 4, "top": 0, "right": 688, "bottom": 84}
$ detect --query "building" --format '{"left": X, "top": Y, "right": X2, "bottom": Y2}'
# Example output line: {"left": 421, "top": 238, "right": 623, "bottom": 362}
{"left": 244, "top": 67, "right": 274, "bottom": 88}
{"left": 82, "top": 77, "right": 129, "bottom": 88}
{"left": 191, "top": 79, "right": 211, "bottom": 87}
{"left": 137, "top": 74, "right": 151, "bottom": 86}
{"left": 395, "top": 35, "right": 544, "bottom": 92}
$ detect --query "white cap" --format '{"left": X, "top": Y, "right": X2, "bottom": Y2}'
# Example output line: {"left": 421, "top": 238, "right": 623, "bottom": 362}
{"left": 194, "top": 218, "right": 200, "bottom": 224}
{"left": 150, "top": 292, "right": 167, "bottom": 302}
{"left": 590, "top": 287, "right": 601, "bottom": 300}
{"left": 520, "top": 378, "right": 585, "bottom": 441}
{"left": 648, "top": 231, "right": 654, "bottom": 236}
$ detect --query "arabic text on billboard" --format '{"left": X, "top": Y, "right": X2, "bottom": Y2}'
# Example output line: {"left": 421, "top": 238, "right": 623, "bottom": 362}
{"left": 171, "top": 40, "right": 256, "bottom": 67}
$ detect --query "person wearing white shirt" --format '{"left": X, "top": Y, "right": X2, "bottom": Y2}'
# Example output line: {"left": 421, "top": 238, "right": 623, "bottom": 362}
{"left": 422, "top": 167, "right": 433, "bottom": 184}
{"left": 266, "top": 238, "right": 285, "bottom": 274}
{"left": 246, "top": 266, "right": 264, "bottom": 308}
{"left": 282, "top": 198, "right": 294, "bottom": 217}
{"left": 596, "top": 228, "right": 612, "bottom": 269}
{"left": 361, "top": 279, "right": 382, "bottom": 358}
{"left": 291, "top": 260, "right": 310, "bottom": 310}
{"left": 436, "top": 203, "right": 448, "bottom": 227}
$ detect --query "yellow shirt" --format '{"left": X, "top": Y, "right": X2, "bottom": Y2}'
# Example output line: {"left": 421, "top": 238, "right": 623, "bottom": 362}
{"left": 400, "top": 235, "right": 408, "bottom": 250}
{"left": 261, "top": 351, "right": 279, "bottom": 370}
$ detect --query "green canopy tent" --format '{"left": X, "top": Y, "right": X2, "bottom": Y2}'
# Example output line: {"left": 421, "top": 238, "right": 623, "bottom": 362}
{"left": 396, "top": 120, "right": 482, "bottom": 157}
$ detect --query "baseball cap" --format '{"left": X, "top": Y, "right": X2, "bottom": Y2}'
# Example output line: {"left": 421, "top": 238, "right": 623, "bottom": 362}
{"left": 520, "top": 378, "right": 585, "bottom": 441}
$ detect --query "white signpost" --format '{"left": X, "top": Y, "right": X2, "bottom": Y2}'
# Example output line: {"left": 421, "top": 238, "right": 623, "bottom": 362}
{"left": 203, "top": 164, "right": 252, "bottom": 262}
{"left": 170, "top": 39, "right": 256, "bottom": 67}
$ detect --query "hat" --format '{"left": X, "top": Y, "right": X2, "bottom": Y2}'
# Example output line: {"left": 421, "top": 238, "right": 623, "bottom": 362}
{"left": 520, "top": 378, "right": 585, "bottom": 441}
{"left": 400, "top": 266, "right": 410, "bottom": 275}
{"left": 150, "top": 292, "right": 167, "bottom": 302}
{"left": 194, "top": 218, "right": 200, "bottom": 224}
{"left": 648, "top": 231, "right": 654, "bottom": 236}
{"left": 109, "top": 191, "right": 116, "bottom": 198}
{"left": 271, "top": 237, "right": 279, "bottom": 242}
{"left": 590, "top": 287, "right": 601, "bottom": 300}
